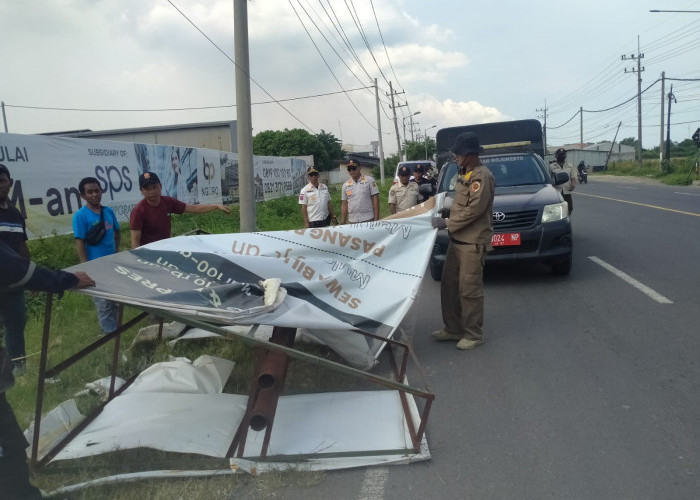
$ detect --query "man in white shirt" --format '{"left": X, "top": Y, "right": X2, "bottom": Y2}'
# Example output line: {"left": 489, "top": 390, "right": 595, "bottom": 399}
{"left": 299, "top": 166, "right": 336, "bottom": 228}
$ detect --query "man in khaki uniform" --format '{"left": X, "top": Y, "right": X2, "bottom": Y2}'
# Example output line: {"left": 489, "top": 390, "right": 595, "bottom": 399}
{"left": 550, "top": 148, "right": 575, "bottom": 214}
{"left": 431, "top": 132, "right": 495, "bottom": 350}
{"left": 341, "top": 160, "right": 379, "bottom": 224}
{"left": 388, "top": 165, "right": 420, "bottom": 214}
{"left": 299, "top": 166, "right": 336, "bottom": 227}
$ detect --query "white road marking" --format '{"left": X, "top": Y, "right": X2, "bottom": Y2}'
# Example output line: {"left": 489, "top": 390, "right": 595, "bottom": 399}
{"left": 588, "top": 256, "right": 673, "bottom": 304}
{"left": 674, "top": 191, "right": 700, "bottom": 197}
{"left": 358, "top": 467, "right": 389, "bottom": 500}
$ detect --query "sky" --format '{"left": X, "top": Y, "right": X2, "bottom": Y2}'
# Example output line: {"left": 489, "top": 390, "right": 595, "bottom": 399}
{"left": 1, "top": 0, "right": 699, "bottom": 155}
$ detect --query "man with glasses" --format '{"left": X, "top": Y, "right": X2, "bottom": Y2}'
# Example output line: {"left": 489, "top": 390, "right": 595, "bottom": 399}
{"left": 299, "top": 166, "right": 336, "bottom": 228}
{"left": 388, "top": 165, "right": 420, "bottom": 214}
{"left": 341, "top": 160, "right": 379, "bottom": 224}
{"left": 430, "top": 132, "right": 495, "bottom": 351}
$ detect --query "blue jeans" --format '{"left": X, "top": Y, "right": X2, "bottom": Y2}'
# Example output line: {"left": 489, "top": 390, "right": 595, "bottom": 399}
{"left": 93, "top": 297, "right": 119, "bottom": 334}
{"left": 0, "top": 291, "right": 27, "bottom": 367}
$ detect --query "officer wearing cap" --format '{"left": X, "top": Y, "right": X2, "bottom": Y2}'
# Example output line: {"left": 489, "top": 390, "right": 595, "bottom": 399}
{"left": 431, "top": 132, "right": 495, "bottom": 351}
{"left": 299, "top": 166, "right": 336, "bottom": 228}
{"left": 411, "top": 164, "right": 435, "bottom": 203}
{"left": 550, "top": 148, "right": 575, "bottom": 214}
{"left": 130, "top": 171, "right": 229, "bottom": 248}
{"left": 341, "top": 160, "right": 379, "bottom": 224}
{"left": 388, "top": 165, "right": 420, "bottom": 214}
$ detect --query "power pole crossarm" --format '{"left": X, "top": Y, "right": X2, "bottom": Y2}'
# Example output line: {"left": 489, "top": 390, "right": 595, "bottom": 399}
{"left": 621, "top": 35, "right": 645, "bottom": 166}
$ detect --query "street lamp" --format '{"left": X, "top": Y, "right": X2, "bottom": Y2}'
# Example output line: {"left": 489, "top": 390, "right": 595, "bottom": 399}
{"left": 402, "top": 111, "right": 421, "bottom": 160}
{"left": 424, "top": 125, "right": 437, "bottom": 160}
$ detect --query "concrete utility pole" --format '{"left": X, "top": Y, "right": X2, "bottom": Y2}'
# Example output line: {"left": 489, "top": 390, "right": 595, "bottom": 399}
{"left": 424, "top": 125, "right": 436, "bottom": 160}
{"left": 402, "top": 111, "right": 420, "bottom": 161}
{"left": 536, "top": 101, "right": 547, "bottom": 148}
{"left": 410, "top": 112, "right": 420, "bottom": 142}
{"left": 666, "top": 84, "right": 677, "bottom": 163}
{"left": 375, "top": 78, "right": 385, "bottom": 184}
{"left": 1, "top": 102, "right": 7, "bottom": 133}
{"left": 621, "top": 36, "right": 645, "bottom": 166}
{"left": 659, "top": 71, "right": 665, "bottom": 165}
{"left": 234, "top": 0, "right": 255, "bottom": 232}
{"left": 387, "top": 82, "right": 404, "bottom": 159}
{"left": 579, "top": 106, "right": 583, "bottom": 145}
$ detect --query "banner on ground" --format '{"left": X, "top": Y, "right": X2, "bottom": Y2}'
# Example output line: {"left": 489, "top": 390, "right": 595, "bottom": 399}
{"left": 69, "top": 198, "right": 439, "bottom": 369}
{"left": 0, "top": 133, "right": 307, "bottom": 238}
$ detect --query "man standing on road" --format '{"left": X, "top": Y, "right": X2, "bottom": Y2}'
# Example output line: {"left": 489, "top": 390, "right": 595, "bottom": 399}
{"left": 340, "top": 160, "right": 379, "bottom": 224}
{"left": 130, "top": 172, "right": 230, "bottom": 248}
{"left": 0, "top": 239, "right": 95, "bottom": 500}
{"left": 299, "top": 166, "right": 336, "bottom": 228}
{"left": 388, "top": 165, "right": 419, "bottom": 214}
{"left": 550, "top": 148, "right": 575, "bottom": 214}
{"left": 431, "top": 132, "right": 495, "bottom": 351}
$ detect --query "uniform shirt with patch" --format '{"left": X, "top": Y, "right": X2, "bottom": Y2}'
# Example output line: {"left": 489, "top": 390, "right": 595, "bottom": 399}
{"left": 388, "top": 182, "right": 420, "bottom": 212}
{"left": 298, "top": 182, "right": 331, "bottom": 222}
{"left": 341, "top": 175, "right": 379, "bottom": 223}
{"left": 446, "top": 164, "right": 495, "bottom": 245}
{"left": 550, "top": 161, "right": 575, "bottom": 193}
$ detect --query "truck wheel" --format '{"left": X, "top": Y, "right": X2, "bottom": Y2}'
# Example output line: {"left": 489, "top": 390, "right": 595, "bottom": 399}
{"left": 430, "top": 260, "right": 443, "bottom": 281}
{"left": 551, "top": 256, "right": 572, "bottom": 276}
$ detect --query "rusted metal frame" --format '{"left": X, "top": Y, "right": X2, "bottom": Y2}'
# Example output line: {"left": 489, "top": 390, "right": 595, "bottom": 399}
{"left": 227, "top": 327, "right": 296, "bottom": 458}
{"left": 259, "top": 327, "right": 295, "bottom": 457}
{"left": 348, "top": 328, "right": 411, "bottom": 381}
{"left": 177, "top": 317, "right": 432, "bottom": 401}
{"left": 33, "top": 372, "right": 139, "bottom": 469}
{"left": 43, "top": 311, "right": 147, "bottom": 379}
{"left": 386, "top": 338, "right": 435, "bottom": 452}
{"left": 31, "top": 292, "right": 54, "bottom": 469}
{"left": 108, "top": 304, "right": 124, "bottom": 398}
{"left": 227, "top": 346, "right": 267, "bottom": 458}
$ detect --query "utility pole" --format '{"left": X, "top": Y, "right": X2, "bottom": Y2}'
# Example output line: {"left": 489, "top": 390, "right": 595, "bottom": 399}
{"left": 1, "top": 102, "right": 7, "bottom": 133}
{"left": 579, "top": 106, "right": 583, "bottom": 145}
{"left": 659, "top": 71, "right": 665, "bottom": 166}
{"left": 234, "top": 0, "right": 255, "bottom": 232}
{"left": 621, "top": 36, "right": 645, "bottom": 166}
{"left": 387, "top": 82, "right": 405, "bottom": 158}
{"left": 374, "top": 78, "right": 385, "bottom": 184}
{"left": 666, "top": 84, "right": 677, "bottom": 164}
{"left": 536, "top": 101, "right": 547, "bottom": 148}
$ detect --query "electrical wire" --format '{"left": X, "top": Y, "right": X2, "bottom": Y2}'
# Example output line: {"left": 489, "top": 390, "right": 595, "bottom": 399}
{"left": 3, "top": 87, "right": 373, "bottom": 112}
{"left": 165, "top": 0, "right": 315, "bottom": 132}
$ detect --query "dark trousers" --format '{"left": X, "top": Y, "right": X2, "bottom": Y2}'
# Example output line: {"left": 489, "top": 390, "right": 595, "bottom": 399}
{"left": 0, "top": 290, "right": 27, "bottom": 367}
{"left": 309, "top": 219, "right": 330, "bottom": 228}
{"left": 0, "top": 393, "right": 42, "bottom": 499}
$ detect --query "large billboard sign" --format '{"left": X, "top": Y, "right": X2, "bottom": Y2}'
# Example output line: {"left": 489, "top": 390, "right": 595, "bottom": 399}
{"left": 0, "top": 133, "right": 307, "bottom": 237}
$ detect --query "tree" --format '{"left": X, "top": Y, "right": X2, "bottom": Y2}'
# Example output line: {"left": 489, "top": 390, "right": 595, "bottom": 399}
{"left": 252, "top": 129, "right": 345, "bottom": 172}
{"left": 403, "top": 139, "right": 435, "bottom": 161}
{"left": 620, "top": 137, "right": 639, "bottom": 148}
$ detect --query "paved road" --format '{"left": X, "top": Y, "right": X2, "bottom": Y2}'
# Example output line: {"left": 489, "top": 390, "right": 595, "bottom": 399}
{"left": 268, "top": 176, "right": 700, "bottom": 500}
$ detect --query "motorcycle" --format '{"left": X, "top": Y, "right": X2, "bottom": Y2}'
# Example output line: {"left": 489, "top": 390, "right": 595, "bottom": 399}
{"left": 577, "top": 168, "right": 588, "bottom": 184}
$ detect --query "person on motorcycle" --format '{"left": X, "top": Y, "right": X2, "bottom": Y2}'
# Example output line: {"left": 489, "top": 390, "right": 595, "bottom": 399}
{"left": 577, "top": 161, "right": 587, "bottom": 184}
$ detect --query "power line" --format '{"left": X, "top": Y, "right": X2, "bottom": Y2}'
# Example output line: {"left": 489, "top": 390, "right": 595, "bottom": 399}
{"left": 2, "top": 87, "right": 373, "bottom": 112}
{"left": 165, "top": 0, "right": 315, "bottom": 132}
{"left": 288, "top": 0, "right": 377, "bottom": 129}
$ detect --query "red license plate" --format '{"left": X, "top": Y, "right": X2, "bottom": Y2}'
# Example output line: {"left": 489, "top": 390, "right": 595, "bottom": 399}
{"left": 492, "top": 233, "right": 521, "bottom": 246}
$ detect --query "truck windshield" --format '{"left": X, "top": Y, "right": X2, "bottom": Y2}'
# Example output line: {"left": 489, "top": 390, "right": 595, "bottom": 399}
{"left": 439, "top": 155, "right": 548, "bottom": 191}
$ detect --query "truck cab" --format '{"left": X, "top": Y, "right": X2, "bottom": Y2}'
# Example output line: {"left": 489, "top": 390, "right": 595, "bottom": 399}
{"left": 430, "top": 119, "right": 573, "bottom": 279}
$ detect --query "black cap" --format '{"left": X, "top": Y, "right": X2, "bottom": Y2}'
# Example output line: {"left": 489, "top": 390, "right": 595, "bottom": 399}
{"left": 555, "top": 148, "right": 567, "bottom": 156}
{"left": 451, "top": 132, "right": 483, "bottom": 155}
{"left": 413, "top": 165, "right": 424, "bottom": 173}
{"left": 398, "top": 166, "right": 410, "bottom": 176}
{"left": 307, "top": 165, "right": 319, "bottom": 175}
{"left": 139, "top": 171, "right": 161, "bottom": 188}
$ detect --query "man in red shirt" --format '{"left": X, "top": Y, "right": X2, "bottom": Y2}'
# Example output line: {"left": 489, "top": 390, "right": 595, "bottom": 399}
{"left": 129, "top": 172, "right": 229, "bottom": 248}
